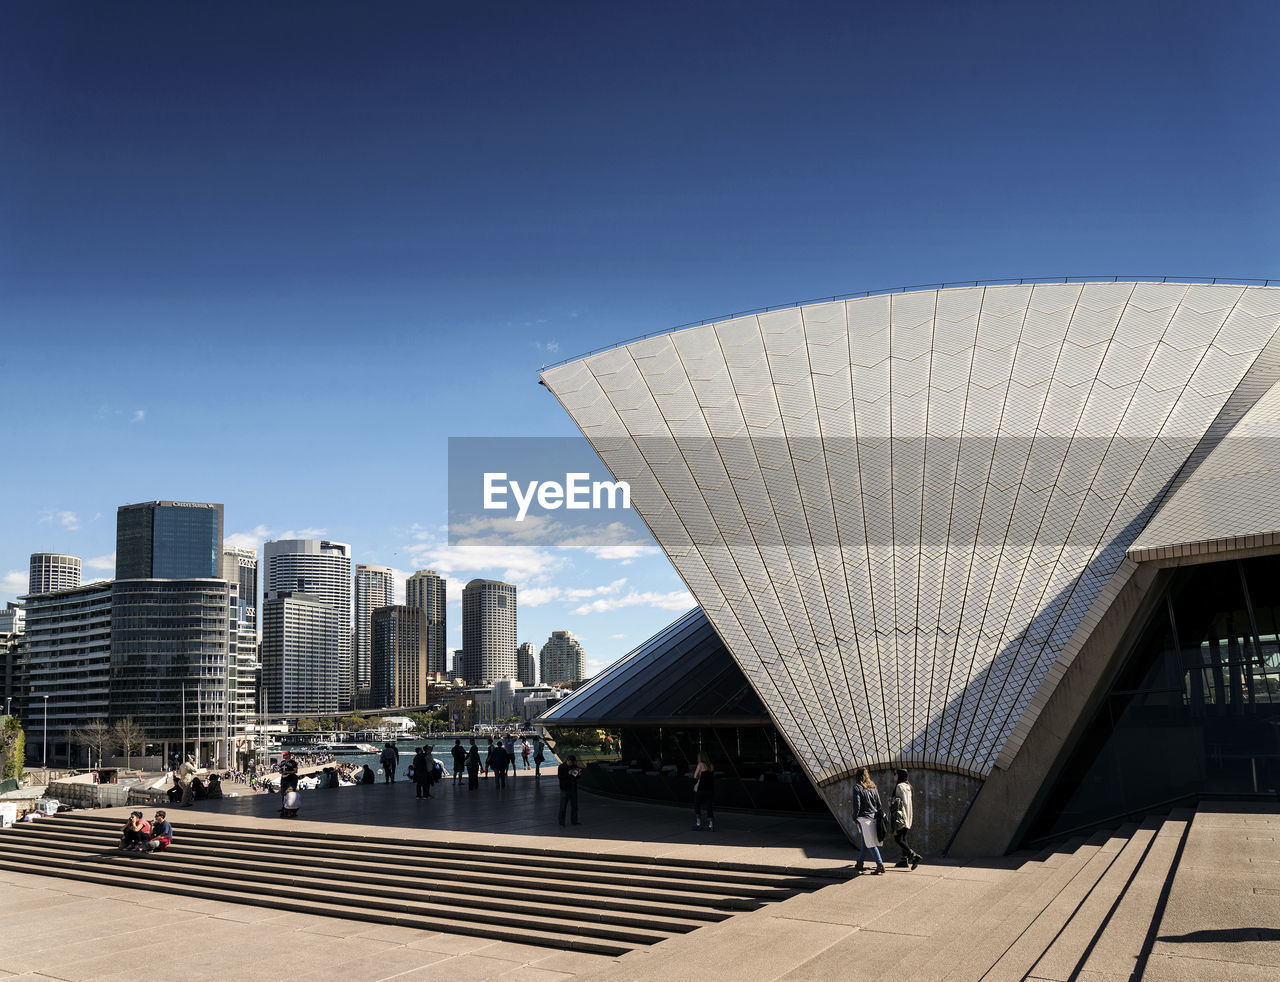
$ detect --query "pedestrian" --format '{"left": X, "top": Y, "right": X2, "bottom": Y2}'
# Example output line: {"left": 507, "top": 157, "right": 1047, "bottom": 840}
{"left": 483, "top": 738, "right": 495, "bottom": 779}
{"left": 891, "top": 768, "right": 923, "bottom": 870}
{"left": 451, "top": 740, "right": 466, "bottom": 783}
{"left": 360, "top": 764, "right": 375, "bottom": 785}
{"left": 466, "top": 739, "right": 481, "bottom": 790}
{"left": 278, "top": 751, "right": 299, "bottom": 816}
{"left": 491, "top": 740, "right": 509, "bottom": 789}
{"left": 691, "top": 751, "right": 715, "bottom": 832}
{"left": 533, "top": 737, "right": 546, "bottom": 779}
{"left": 851, "top": 766, "right": 886, "bottom": 876}
{"left": 557, "top": 753, "right": 581, "bottom": 827}
{"left": 521, "top": 738, "right": 532, "bottom": 772}
{"left": 412, "top": 747, "right": 432, "bottom": 799}
{"left": 503, "top": 733, "right": 518, "bottom": 773}
{"left": 380, "top": 742, "right": 399, "bottom": 783}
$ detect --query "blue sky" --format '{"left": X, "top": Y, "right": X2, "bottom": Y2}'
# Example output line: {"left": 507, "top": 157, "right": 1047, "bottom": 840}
{"left": 3, "top": 1, "right": 1277, "bottom": 674}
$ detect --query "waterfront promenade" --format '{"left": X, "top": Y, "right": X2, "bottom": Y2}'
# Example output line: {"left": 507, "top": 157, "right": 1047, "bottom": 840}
{"left": 1, "top": 778, "right": 1276, "bottom": 980}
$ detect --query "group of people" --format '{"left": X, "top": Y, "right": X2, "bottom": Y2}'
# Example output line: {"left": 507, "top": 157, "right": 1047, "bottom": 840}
{"left": 849, "top": 767, "right": 924, "bottom": 875}
{"left": 118, "top": 809, "right": 173, "bottom": 852}
{"left": 166, "top": 770, "right": 224, "bottom": 806}
{"left": 447, "top": 735, "right": 547, "bottom": 790}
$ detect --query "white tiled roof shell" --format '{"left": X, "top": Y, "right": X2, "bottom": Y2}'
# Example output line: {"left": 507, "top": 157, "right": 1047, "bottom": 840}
{"left": 1129, "top": 370, "right": 1280, "bottom": 561}
{"left": 542, "top": 283, "right": 1280, "bottom": 782}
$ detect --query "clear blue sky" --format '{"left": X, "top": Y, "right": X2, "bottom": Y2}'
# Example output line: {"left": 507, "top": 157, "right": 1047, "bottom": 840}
{"left": 3, "top": 0, "right": 1277, "bottom": 673}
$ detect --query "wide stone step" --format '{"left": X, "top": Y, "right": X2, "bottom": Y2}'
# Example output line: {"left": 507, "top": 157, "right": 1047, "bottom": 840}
{"left": 1026, "top": 819, "right": 1161, "bottom": 981}
{"left": 984, "top": 825, "right": 1140, "bottom": 980}
{"left": 0, "top": 847, "right": 635, "bottom": 956}
{"left": 0, "top": 843, "right": 673, "bottom": 949}
{"left": 936, "top": 831, "right": 1113, "bottom": 980}
{"left": 19, "top": 820, "right": 797, "bottom": 905}
{"left": 42, "top": 814, "right": 833, "bottom": 892}
{"left": 0, "top": 831, "right": 729, "bottom": 929}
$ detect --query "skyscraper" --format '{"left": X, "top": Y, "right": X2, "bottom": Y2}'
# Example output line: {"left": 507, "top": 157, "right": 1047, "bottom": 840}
{"left": 517, "top": 641, "right": 537, "bottom": 686}
{"left": 110, "top": 499, "right": 234, "bottom": 766}
{"left": 116, "top": 501, "right": 223, "bottom": 578}
{"left": 460, "top": 579, "right": 517, "bottom": 685}
{"left": 222, "top": 547, "right": 260, "bottom": 728}
{"left": 28, "top": 553, "right": 81, "bottom": 595}
{"left": 371, "top": 605, "right": 427, "bottom": 708}
{"left": 262, "top": 590, "right": 345, "bottom": 715}
{"left": 354, "top": 564, "right": 395, "bottom": 697}
{"left": 406, "top": 569, "right": 447, "bottom": 676}
{"left": 262, "top": 539, "right": 353, "bottom": 710}
{"left": 539, "top": 630, "right": 586, "bottom": 686}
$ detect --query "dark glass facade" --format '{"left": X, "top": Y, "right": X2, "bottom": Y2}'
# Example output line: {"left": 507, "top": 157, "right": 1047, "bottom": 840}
{"left": 109, "top": 579, "right": 232, "bottom": 745}
{"left": 1027, "top": 555, "right": 1280, "bottom": 841}
{"left": 116, "top": 501, "right": 222, "bottom": 579}
{"left": 540, "top": 608, "right": 828, "bottom": 815}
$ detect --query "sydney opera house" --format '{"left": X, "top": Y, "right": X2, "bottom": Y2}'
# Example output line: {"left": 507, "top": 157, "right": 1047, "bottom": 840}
{"left": 538, "top": 279, "right": 1280, "bottom": 855}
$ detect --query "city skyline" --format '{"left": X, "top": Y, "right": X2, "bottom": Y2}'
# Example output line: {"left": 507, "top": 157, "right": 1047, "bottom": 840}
{"left": 3, "top": 2, "right": 1276, "bottom": 680}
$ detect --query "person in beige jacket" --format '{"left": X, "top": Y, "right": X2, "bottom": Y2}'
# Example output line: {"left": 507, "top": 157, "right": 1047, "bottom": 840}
{"left": 891, "top": 768, "right": 923, "bottom": 870}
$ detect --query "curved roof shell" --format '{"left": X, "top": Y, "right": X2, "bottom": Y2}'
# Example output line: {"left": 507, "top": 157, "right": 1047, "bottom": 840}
{"left": 542, "top": 282, "right": 1280, "bottom": 785}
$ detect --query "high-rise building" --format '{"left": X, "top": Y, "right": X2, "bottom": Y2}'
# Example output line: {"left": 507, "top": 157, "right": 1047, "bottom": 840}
{"left": 263, "top": 539, "right": 353, "bottom": 710}
{"left": 262, "top": 591, "right": 345, "bottom": 716}
{"left": 406, "top": 570, "right": 447, "bottom": 676}
{"left": 539, "top": 630, "right": 586, "bottom": 686}
{"left": 222, "top": 547, "right": 260, "bottom": 736}
{"left": 116, "top": 501, "right": 223, "bottom": 579}
{"left": 24, "top": 582, "right": 112, "bottom": 765}
{"left": 371, "top": 605, "right": 427, "bottom": 709}
{"left": 460, "top": 579, "right": 517, "bottom": 685}
{"left": 110, "top": 578, "right": 234, "bottom": 766}
{"left": 109, "top": 499, "right": 235, "bottom": 766}
{"left": 28, "top": 553, "right": 81, "bottom": 595}
{"left": 354, "top": 565, "right": 395, "bottom": 697}
{"left": 517, "top": 641, "right": 537, "bottom": 686}
{"left": 1, "top": 603, "right": 25, "bottom": 721}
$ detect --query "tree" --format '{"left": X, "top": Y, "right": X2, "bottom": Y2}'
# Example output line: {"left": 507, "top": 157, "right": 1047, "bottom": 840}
{"left": 0, "top": 716, "right": 24, "bottom": 781}
{"left": 110, "top": 717, "right": 147, "bottom": 769}
{"left": 296, "top": 718, "right": 318, "bottom": 732}
{"left": 71, "top": 718, "right": 110, "bottom": 768}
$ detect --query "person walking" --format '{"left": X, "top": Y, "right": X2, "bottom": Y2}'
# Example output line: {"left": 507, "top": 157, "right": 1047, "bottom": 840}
{"left": 380, "top": 742, "right": 399, "bottom": 783}
{"left": 691, "top": 751, "right": 715, "bottom": 832}
{"left": 412, "top": 747, "right": 432, "bottom": 799}
{"left": 451, "top": 740, "right": 466, "bottom": 784}
{"left": 532, "top": 737, "right": 546, "bottom": 779}
{"left": 557, "top": 754, "right": 581, "bottom": 827}
{"left": 466, "top": 739, "right": 481, "bottom": 790}
{"left": 852, "top": 766, "right": 886, "bottom": 876}
{"left": 891, "top": 768, "right": 923, "bottom": 870}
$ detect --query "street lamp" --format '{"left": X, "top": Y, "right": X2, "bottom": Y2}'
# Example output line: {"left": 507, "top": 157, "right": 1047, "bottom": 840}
{"left": 42, "top": 694, "right": 49, "bottom": 768}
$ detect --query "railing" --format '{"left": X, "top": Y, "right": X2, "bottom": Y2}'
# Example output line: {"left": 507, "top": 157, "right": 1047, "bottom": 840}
{"left": 541, "top": 274, "right": 1280, "bottom": 371}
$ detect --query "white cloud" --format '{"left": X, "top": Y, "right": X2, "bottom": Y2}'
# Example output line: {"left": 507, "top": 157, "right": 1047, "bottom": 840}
{"left": 2, "top": 571, "right": 27, "bottom": 597}
{"left": 405, "top": 538, "right": 567, "bottom": 590}
{"left": 39, "top": 509, "right": 81, "bottom": 531}
{"left": 609, "top": 633, "right": 627, "bottom": 639}
{"left": 85, "top": 552, "right": 116, "bottom": 571}
{"left": 520, "top": 578, "right": 628, "bottom": 608}
{"left": 586, "top": 544, "right": 660, "bottom": 564}
{"left": 130, "top": 409, "right": 145, "bottom": 423}
{"left": 224, "top": 525, "right": 332, "bottom": 551}
{"left": 572, "top": 589, "right": 695, "bottom": 616}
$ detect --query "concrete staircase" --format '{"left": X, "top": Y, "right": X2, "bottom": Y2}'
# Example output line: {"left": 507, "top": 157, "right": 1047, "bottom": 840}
{"left": 0, "top": 812, "right": 850, "bottom": 958}
{"left": 585, "top": 809, "right": 1195, "bottom": 981}
{"left": 890, "top": 809, "right": 1194, "bottom": 982}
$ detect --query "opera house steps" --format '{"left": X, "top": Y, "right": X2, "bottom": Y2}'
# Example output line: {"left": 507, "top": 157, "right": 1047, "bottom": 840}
{"left": 0, "top": 812, "right": 850, "bottom": 957}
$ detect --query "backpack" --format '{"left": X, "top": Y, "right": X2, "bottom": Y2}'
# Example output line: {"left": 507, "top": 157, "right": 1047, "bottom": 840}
{"left": 431, "top": 761, "right": 444, "bottom": 782}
